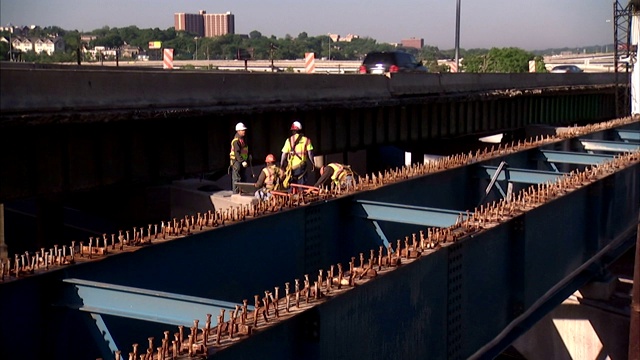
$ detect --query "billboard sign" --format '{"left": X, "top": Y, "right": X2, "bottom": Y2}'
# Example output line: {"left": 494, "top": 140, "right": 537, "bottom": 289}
{"left": 148, "top": 41, "right": 162, "bottom": 50}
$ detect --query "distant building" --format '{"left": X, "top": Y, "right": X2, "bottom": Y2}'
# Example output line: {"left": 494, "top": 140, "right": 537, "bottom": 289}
{"left": 174, "top": 10, "right": 234, "bottom": 38}
{"left": 33, "top": 37, "right": 65, "bottom": 55}
{"left": 10, "top": 35, "right": 65, "bottom": 55}
{"left": 174, "top": 10, "right": 205, "bottom": 37}
{"left": 402, "top": 37, "right": 423, "bottom": 50}
{"left": 80, "top": 34, "right": 97, "bottom": 43}
{"left": 340, "top": 34, "right": 359, "bottom": 42}
{"left": 120, "top": 44, "right": 141, "bottom": 58}
{"left": 328, "top": 33, "right": 360, "bottom": 42}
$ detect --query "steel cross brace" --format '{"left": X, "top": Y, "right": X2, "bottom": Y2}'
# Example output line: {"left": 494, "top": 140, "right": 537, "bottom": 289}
{"left": 61, "top": 278, "right": 248, "bottom": 327}
{"left": 477, "top": 165, "right": 566, "bottom": 184}
{"left": 478, "top": 161, "right": 510, "bottom": 203}
{"left": 615, "top": 129, "right": 640, "bottom": 142}
{"left": 579, "top": 139, "right": 640, "bottom": 152}
{"left": 537, "top": 150, "right": 615, "bottom": 166}
{"left": 353, "top": 199, "right": 470, "bottom": 228}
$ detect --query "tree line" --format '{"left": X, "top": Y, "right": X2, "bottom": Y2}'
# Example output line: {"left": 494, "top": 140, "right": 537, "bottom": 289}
{"left": 0, "top": 25, "right": 562, "bottom": 72}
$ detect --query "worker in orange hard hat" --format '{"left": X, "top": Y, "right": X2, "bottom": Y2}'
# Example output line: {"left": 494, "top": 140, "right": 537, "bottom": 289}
{"left": 314, "top": 162, "right": 355, "bottom": 190}
{"left": 230, "top": 122, "right": 250, "bottom": 194}
{"left": 280, "top": 120, "right": 316, "bottom": 187}
{"left": 254, "top": 153, "right": 283, "bottom": 200}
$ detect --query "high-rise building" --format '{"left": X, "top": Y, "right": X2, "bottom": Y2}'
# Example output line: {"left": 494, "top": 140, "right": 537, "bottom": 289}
{"left": 203, "top": 11, "right": 235, "bottom": 37}
{"left": 174, "top": 10, "right": 205, "bottom": 37}
{"left": 402, "top": 37, "right": 424, "bottom": 50}
{"left": 174, "top": 10, "right": 234, "bottom": 38}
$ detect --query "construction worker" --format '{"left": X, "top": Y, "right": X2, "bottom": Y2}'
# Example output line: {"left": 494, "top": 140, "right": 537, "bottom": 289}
{"left": 254, "top": 154, "right": 283, "bottom": 200}
{"left": 230, "top": 122, "right": 250, "bottom": 194}
{"left": 314, "top": 163, "right": 355, "bottom": 189}
{"left": 280, "top": 120, "right": 316, "bottom": 187}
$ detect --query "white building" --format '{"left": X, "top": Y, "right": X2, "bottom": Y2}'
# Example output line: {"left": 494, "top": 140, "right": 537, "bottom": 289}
{"left": 11, "top": 36, "right": 65, "bottom": 55}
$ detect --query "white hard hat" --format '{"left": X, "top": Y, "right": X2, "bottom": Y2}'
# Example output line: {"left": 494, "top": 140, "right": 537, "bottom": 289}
{"left": 290, "top": 121, "right": 302, "bottom": 130}
{"left": 235, "top": 122, "right": 247, "bottom": 131}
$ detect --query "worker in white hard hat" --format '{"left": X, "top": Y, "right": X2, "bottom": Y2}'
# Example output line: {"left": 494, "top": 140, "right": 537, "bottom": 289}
{"left": 280, "top": 120, "right": 316, "bottom": 187}
{"left": 229, "top": 122, "right": 250, "bottom": 194}
{"left": 254, "top": 153, "right": 283, "bottom": 200}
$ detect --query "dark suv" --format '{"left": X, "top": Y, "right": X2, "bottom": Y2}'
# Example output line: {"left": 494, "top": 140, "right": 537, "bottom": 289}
{"left": 359, "top": 51, "right": 428, "bottom": 74}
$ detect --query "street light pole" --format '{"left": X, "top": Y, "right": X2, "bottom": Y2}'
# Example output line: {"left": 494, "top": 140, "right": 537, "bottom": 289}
{"left": 454, "top": 0, "right": 461, "bottom": 71}
{"left": 194, "top": 37, "right": 199, "bottom": 61}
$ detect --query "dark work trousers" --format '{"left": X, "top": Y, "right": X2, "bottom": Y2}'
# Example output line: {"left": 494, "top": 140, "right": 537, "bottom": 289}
{"left": 232, "top": 160, "right": 247, "bottom": 193}
{"left": 292, "top": 164, "right": 308, "bottom": 185}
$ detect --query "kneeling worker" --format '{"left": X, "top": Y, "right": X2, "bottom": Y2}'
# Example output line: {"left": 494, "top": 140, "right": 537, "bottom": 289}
{"left": 255, "top": 154, "right": 283, "bottom": 200}
{"left": 314, "top": 162, "right": 354, "bottom": 189}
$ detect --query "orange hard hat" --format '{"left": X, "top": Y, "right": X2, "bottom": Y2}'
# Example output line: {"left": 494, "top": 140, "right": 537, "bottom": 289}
{"left": 265, "top": 154, "right": 275, "bottom": 163}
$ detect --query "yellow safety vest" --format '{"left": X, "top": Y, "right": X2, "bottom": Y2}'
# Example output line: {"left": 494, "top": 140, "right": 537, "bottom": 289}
{"left": 328, "top": 163, "right": 348, "bottom": 185}
{"left": 230, "top": 136, "right": 249, "bottom": 161}
{"left": 281, "top": 134, "right": 312, "bottom": 169}
{"left": 261, "top": 165, "right": 282, "bottom": 191}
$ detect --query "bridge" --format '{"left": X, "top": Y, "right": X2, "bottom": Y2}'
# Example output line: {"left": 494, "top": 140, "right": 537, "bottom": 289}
{"left": 0, "top": 63, "right": 638, "bottom": 360}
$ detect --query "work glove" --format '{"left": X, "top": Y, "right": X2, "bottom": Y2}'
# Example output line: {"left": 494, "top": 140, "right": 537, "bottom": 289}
{"left": 242, "top": 161, "right": 248, "bottom": 168}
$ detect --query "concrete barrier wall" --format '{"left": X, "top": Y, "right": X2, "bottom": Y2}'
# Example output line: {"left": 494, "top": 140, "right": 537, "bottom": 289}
{"left": 0, "top": 63, "right": 623, "bottom": 115}
{"left": 387, "top": 72, "right": 625, "bottom": 96}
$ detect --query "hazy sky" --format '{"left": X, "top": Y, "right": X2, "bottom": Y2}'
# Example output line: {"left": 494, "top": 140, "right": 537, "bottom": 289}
{"left": 1, "top": 0, "right": 614, "bottom": 51}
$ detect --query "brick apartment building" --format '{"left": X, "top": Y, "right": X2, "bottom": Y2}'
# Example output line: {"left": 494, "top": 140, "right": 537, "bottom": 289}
{"left": 174, "top": 10, "right": 234, "bottom": 38}
{"left": 402, "top": 37, "right": 424, "bottom": 50}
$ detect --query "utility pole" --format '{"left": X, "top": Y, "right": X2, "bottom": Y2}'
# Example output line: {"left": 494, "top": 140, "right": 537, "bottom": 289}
{"left": 194, "top": 37, "right": 199, "bottom": 61}
{"left": 454, "top": 0, "right": 461, "bottom": 71}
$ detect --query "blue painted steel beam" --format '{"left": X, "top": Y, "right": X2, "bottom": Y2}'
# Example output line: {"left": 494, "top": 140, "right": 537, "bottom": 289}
{"left": 61, "top": 278, "right": 250, "bottom": 327}
{"left": 616, "top": 129, "right": 640, "bottom": 142}
{"left": 580, "top": 139, "right": 640, "bottom": 152}
{"left": 354, "top": 199, "right": 469, "bottom": 228}
{"left": 478, "top": 166, "right": 565, "bottom": 184}
{"left": 537, "top": 150, "right": 615, "bottom": 165}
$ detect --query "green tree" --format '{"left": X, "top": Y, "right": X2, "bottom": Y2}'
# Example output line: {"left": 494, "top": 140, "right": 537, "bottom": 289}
{"left": 462, "top": 47, "right": 534, "bottom": 73}
{"left": 0, "top": 41, "right": 9, "bottom": 61}
{"left": 249, "top": 30, "right": 263, "bottom": 39}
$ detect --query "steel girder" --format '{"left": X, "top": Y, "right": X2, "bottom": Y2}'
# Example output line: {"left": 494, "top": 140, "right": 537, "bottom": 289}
{"left": 1, "top": 122, "right": 638, "bottom": 360}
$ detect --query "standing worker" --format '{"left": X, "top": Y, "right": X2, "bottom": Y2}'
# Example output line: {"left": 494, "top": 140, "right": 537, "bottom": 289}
{"left": 230, "top": 122, "right": 250, "bottom": 194}
{"left": 281, "top": 120, "right": 316, "bottom": 187}
{"left": 314, "top": 163, "right": 354, "bottom": 189}
{"left": 254, "top": 154, "right": 283, "bottom": 200}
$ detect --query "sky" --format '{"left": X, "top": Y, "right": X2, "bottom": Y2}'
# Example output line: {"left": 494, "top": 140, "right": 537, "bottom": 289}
{"left": 1, "top": 0, "right": 614, "bottom": 51}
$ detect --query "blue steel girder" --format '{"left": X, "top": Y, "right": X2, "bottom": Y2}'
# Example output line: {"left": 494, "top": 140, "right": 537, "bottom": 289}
{"left": 537, "top": 150, "right": 615, "bottom": 166}
{"left": 477, "top": 165, "right": 565, "bottom": 184}
{"left": 580, "top": 139, "right": 640, "bottom": 152}
{"left": 61, "top": 278, "right": 248, "bottom": 327}
{"left": 201, "top": 158, "right": 640, "bottom": 360}
{"left": 615, "top": 129, "right": 640, "bottom": 142}
{"left": 353, "top": 199, "right": 470, "bottom": 228}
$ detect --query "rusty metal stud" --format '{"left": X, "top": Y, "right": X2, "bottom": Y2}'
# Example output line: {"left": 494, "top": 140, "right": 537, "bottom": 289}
{"left": 229, "top": 311, "right": 236, "bottom": 340}
{"left": 187, "top": 334, "right": 194, "bottom": 356}
{"left": 241, "top": 300, "right": 248, "bottom": 325}
{"left": 171, "top": 340, "right": 178, "bottom": 358}
{"left": 131, "top": 343, "right": 138, "bottom": 359}
{"left": 215, "top": 315, "right": 223, "bottom": 345}
{"left": 284, "top": 282, "right": 291, "bottom": 312}
{"left": 252, "top": 295, "right": 260, "bottom": 327}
